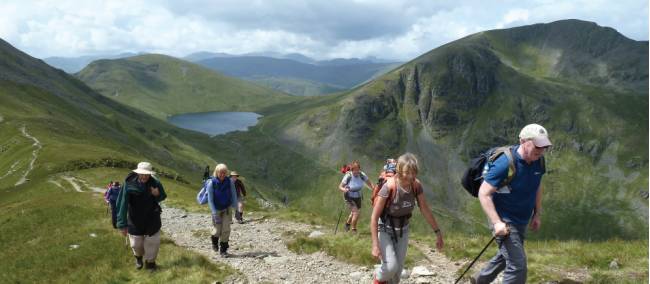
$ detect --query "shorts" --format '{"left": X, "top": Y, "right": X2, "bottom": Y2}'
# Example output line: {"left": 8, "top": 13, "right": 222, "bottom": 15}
{"left": 345, "top": 194, "right": 362, "bottom": 210}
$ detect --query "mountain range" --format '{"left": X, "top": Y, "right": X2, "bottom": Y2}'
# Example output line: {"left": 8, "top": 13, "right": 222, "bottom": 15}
{"left": 244, "top": 19, "right": 649, "bottom": 240}
{"left": 44, "top": 51, "right": 401, "bottom": 96}
{"left": 0, "top": 18, "right": 647, "bottom": 282}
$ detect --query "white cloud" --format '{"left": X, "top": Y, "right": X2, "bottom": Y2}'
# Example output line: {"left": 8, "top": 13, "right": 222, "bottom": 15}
{"left": 0, "top": 0, "right": 646, "bottom": 61}
{"left": 497, "top": 9, "right": 531, "bottom": 28}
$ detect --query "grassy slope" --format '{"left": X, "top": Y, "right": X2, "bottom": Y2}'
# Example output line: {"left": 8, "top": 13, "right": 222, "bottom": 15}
{"left": 249, "top": 76, "right": 346, "bottom": 96}
{"left": 0, "top": 167, "right": 235, "bottom": 283}
{"left": 0, "top": 41, "right": 260, "bottom": 281}
{"left": 2, "top": 20, "right": 646, "bottom": 283}
{"left": 0, "top": 82, "right": 241, "bottom": 282}
{"left": 204, "top": 22, "right": 648, "bottom": 282}
{"left": 76, "top": 54, "right": 299, "bottom": 119}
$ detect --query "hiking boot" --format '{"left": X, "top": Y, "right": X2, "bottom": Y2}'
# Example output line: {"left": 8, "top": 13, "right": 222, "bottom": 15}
{"left": 235, "top": 211, "right": 244, "bottom": 224}
{"left": 373, "top": 277, "right": 387, "bottom": 284}
{"left": 351, "top": 228, "right": 357, "bottom": 233}
{"left": 219, "top": 242, "right": 229, "bottom": 257}
{"left": 144, "top": 261, "right": 157, "bottom": 271}
{"left": 210, "top": 235, "right": 219, "bottom": 252}
{"left": 134, "top": 256, "right": 144, "bottom": 270}
{"left": 344, "top": 223, "right": 351, "bottom": 232}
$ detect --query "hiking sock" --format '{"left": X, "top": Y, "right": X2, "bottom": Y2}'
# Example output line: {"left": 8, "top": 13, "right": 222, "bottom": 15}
{"left": 134, "top": 256, "right": 144, "bottom": 269}
{"left": 210, "top": 235, "right": 219, "bottom": 252}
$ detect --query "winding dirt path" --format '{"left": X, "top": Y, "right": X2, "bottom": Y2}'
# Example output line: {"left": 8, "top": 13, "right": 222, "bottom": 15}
{"left": 15, "top": 126, "right": 42, "bottom": 186}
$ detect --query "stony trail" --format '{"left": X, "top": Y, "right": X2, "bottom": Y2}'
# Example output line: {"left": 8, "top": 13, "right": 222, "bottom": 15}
{"left": 162, "top": 206, "right": 460, "bottom": 283}
{"left": 15, "top": 126, "right": 42, "bottom": 186}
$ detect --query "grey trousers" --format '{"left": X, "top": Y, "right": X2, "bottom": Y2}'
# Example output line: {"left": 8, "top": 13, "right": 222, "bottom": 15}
{"left": 476, "top": 224, "right": 527, "bottom": 284}
{"left": 375, "top": 225, "right": 409, "bottom": 284}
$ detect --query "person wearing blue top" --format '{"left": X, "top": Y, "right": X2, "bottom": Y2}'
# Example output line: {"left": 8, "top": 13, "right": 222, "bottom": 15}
{"left": 206, "top": 163, "right": 238, "bottom": 257}
{"left": 472, "top": 124, "right": 552, "bottom": 284}
{"left": 104, "top": 181, "right": 121, "bottom": 228}
{"left": 338, "top": 160, "right": 374, "bottom": 233}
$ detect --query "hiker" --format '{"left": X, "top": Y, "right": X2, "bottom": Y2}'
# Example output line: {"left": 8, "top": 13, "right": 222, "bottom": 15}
{"left": 206, "top": 163, "right": 238, "bottom": 257}
{"left": 378, "top": 158, "right": 397, "bottom": 190}
{"left": 116, "top": 162, "right": 167, "bottom": 270}
{"left": 339, "top": 160, "right": 374, "bottom": 233}
{"left": 371, "top": 153, "right": 444, "bottom": 284}
{"left": 203, "top": 165, "right": 210, "bottom": 181}
{"left": 104, "top": 181, "right": 121, "bottom": 228}
{"left": 230, "top": 171, "right": 247, "bottom": 224}
{"left": 472, "top": 124, "right": 551, "bottom": 284}
{"left": 370, "top": 158, "right": 397, "bottom": 208}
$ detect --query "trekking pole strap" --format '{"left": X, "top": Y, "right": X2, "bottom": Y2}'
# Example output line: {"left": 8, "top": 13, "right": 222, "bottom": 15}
{"left": 454, "top": 236, "right": 496, "bottom": 284}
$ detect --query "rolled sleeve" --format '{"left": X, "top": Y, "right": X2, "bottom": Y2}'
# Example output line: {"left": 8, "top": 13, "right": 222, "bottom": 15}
{"left": 484, "top": 155, "right": 509, "bottom": 188}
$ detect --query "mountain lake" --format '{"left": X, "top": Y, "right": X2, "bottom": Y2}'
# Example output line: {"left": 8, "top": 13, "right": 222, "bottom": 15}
{"left": 168, "top": 111, "right": 261, "bottom": 136}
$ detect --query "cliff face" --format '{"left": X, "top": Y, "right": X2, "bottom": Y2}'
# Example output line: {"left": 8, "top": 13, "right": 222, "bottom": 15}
{"left": 268, "top": 20, "right": 648, "bottom": 239}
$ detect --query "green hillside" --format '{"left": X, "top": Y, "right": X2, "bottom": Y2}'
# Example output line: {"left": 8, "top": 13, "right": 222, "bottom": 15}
{"left": 0, "top": 39, "right": 259, "bottom": 282}
{"left": 196, "top": 56, "right": 401, "bottom": 96}
{"left": 252, "top": 19, "right": 649, "bottom": 240}
{"left": 249, "top": 76, "right": 346, "bottom": 96}
{"left": 76, "top": 54, "right": 298, "bottom": 119}
{"left": 1, "top": 18, "right": 647, "bottom": 283}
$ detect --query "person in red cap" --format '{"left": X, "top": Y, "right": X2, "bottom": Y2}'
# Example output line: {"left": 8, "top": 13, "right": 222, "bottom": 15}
{"left": 472, "top": 123, "right": 552, "bottom": 284}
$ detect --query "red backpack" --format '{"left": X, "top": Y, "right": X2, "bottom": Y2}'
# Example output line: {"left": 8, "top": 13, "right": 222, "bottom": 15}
{"left": 340, "top": 164, "right": 351, "bottom": 174}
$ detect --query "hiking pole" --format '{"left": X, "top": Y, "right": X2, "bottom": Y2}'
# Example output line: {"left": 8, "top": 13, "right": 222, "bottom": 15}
{"left": 454, "top": 236, "right": 496, "bottom": 284}
{"left": 334, "top": 208, "right": 343, "bottom": 234}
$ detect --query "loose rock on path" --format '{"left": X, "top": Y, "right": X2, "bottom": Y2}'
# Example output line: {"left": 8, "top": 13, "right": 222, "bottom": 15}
{"left": 162, "top": 206, "right": 459, "bottom": 283}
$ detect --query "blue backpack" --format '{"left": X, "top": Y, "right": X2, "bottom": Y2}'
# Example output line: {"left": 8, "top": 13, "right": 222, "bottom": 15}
{"left": 197, "top": 179, "right": 210, "bottom": 205}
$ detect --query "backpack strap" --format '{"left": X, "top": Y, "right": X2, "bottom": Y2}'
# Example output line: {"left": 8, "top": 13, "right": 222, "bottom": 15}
{"left": 490, "top": 146, "right": 517, "bottom": 188}
{"left": 343, "top": 172, "right": 352, "bottom": 186}
{"left": 383, "top": 177, "right": 421, "bottom": 243}
{"left": 385, "top": 177, "right": 423, "bottom": 207}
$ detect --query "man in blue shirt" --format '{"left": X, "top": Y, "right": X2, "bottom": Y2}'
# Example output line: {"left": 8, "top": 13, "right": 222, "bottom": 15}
{"left": 473, "top": 124, "right": 551, "bottom": 284}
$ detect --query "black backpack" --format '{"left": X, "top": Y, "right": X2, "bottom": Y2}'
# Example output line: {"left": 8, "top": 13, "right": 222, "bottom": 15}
{"left": 461, "top": 146, "right": 517, "bottom": 197}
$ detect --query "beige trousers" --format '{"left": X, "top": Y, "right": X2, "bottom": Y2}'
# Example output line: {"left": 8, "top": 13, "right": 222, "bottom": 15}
{"left": 129, "top": 231, "right": 161, "bottom": 262}
{"left": 211, "top": 208, "right": 232, "bottom": 242}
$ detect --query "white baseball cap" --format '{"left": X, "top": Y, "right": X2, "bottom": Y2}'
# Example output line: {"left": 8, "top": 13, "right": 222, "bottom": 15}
{"left": 519, "top": 124, "right": 552, "bottom": 147}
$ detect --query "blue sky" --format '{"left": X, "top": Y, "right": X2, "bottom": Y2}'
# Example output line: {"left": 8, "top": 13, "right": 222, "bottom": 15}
{"left": 1, "top": 0, "right": 647, "bottom": 60}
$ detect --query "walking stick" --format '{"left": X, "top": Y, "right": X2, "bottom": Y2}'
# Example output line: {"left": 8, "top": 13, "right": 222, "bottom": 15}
{"left": 334, "top": 208, "right": 343, "bottom": 234}
{"left": 334, "top": 191, "right": 347, "bottom": 234}
{"left": 454, "top": 236, "right": 496, "bottom": 284}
